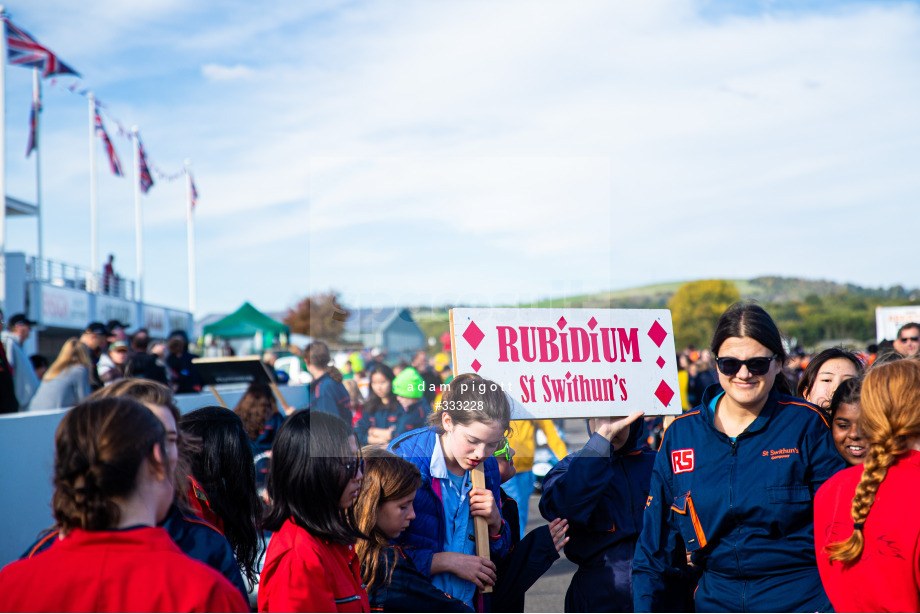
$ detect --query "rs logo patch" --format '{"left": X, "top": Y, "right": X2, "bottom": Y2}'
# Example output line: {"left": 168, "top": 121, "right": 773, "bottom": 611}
{"left": 671, "top": 449, "right": 695, "bottom": 474}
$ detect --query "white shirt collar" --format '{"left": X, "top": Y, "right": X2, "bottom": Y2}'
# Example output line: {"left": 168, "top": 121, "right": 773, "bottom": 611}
{"left": 430, "top": 432, "right": 449, "bottom": 480}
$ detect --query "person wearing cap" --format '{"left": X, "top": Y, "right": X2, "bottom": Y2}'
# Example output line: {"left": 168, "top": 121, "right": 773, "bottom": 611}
{"left": 98, "top": 340, "right": 130, "bottom": 385}
{"left": 305, "top": 341, "right": 353, "bottom": 424}
{"left": 80, "top": 322, "right": 109, "bottom": 391}
{"left": 2, "top": 313, "right": 40, "bottom": 410}
{"left": 97, "top": 321, "right": 130, "bottom": 386}
{"left": 106, "top": 319, "right": 129, "bottom": 343}
{"left": 392, "top": 366, "right": 433, "bottom": 422}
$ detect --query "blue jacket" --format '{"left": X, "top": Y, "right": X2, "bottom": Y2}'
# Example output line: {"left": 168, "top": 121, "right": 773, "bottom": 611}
{"left": 539, "top": 420, "right": 655, "bottom": 612}
{"left": 387, "top": 427, "right": 511, "bottom": 578}
{"left": 307, "top": 373, "right": 353, "bottom": 424}
{"left": 367, "top": 546, "right": 472, "bottom": 612}
{"left": 632, "top": 386, "right": 845, "bottom": 613}
{"left": 355, "top": 398, "right": 427, "bottom": 446}
{"left": 251, "top": 412, "right": 285, "bottom": 456}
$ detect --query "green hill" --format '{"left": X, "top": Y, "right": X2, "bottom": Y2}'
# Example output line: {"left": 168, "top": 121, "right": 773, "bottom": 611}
{"left": 410, "top": 277, "right": 920, "bottom": 350}
{"left": 516, "top": 276, "right": 920, "bottom": 309}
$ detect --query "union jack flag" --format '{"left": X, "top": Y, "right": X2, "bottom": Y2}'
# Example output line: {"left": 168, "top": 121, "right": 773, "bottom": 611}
{"left": 190, "top": 173, "right": 199, "bottom": 209}
{"left": 26, "top": 76, "right": 40, "bottom": 157}
{"left": 94, "top": 106, "right": 122, "bottom": 176}
{"left": 3, "top": 16, "right": 79, "bottom": 78}
{"left": 137, "top": 135, "right": 154, "bottom": 193}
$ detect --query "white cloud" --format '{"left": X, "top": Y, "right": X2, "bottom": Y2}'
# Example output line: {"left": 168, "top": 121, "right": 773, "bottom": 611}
{"left": 5, "top": 0, "right": 920, "bottom": 315}
{"left": 201, "top": 63, "right": 255, "bottom": 82}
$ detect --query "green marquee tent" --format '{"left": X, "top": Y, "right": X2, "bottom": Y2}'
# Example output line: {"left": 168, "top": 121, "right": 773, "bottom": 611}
{"left": 202, "top": 302, "right": 290, "bottom": 350}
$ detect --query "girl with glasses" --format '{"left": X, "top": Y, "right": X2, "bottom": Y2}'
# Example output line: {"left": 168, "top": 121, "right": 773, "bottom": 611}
{"left": 0, "top": 397, "right": 249, "bottom": 612}
{"left": 633, "top": 303, "right": 845, "bottom": 612}
{"left": 388, "top": 373, "right": 512, "bottom": 611}
{"left": 259, "top": 410, "right": 369, "bottom": 612}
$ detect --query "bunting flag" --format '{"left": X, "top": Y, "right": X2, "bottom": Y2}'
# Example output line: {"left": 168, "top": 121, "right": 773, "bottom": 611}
{"left": 26, "top": 75, "right": 40, "bottom": 157}
{"left": 3, "top": 16, "right": 80, "bottom": 78}
{"left": 94, "top": 106, "right": 122, "bottom": 176}
{"left": 190, "top": 173, "right": 199, "bottom": 209}
{"left": 137, "top": 135, "right": 154, "bottom": 193}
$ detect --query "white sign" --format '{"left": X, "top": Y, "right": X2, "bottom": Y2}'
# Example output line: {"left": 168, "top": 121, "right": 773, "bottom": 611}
{"left": 450, "top": 308, "right": 681, "bottom": 419}
{"left": 876, "top": 306, "right": 920, "bottom": 343}
{"left": 143, "top": 306, "right": 168, "bottom": 337}
{"left": 167, "top": 310, "right": 193, "bottom": 336}
{"left": 40, "top": 285, "right": 90, "bottom": 328}
{"left": 96, "top": 296, "right": 135, "bottom": 328}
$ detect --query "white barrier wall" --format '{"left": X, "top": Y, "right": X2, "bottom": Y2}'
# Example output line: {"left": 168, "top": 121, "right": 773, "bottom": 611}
{"left": 0, "top": 384, "right": 308, "bottom": 567}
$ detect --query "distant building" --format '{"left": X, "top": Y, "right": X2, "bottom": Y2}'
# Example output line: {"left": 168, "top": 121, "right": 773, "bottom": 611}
{"left": 341, "top": 307, "right": 426, "bottom": 361}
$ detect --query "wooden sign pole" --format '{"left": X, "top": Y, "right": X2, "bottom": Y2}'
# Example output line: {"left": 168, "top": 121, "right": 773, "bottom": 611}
{"left": 209, "top": 385, "right": 228, "bottom": 408}
{"left": 450, "top": 309, "right": 493, "bottom": 594}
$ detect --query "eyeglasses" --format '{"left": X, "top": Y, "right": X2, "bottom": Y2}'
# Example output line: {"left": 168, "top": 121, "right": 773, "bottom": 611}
{"left": 341, "top": 456, "right": 365, "bottom": 479}
{"left": 715, "top": 354, "right": 777, "bottom": 376}
{"left": 900, "top": 336, "right": 920, "bottom": 343}
{"left": 493, "top": 437, "right": 512, "bottom": 462}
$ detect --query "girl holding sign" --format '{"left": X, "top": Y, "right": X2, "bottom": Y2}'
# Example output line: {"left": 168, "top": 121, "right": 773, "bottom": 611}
{"left": 632, "top": 303, "right": 845, "bottom": 612}
{"left": 388, "top": 373, "right": 512, "bottom": 611}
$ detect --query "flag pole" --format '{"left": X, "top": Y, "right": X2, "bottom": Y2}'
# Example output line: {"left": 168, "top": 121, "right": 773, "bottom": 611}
{"left": 33, "top": 68, "right": 43, "bottom": 273}
{"left": 0, "top": 8, "right": 8, "bottom": 313}
{"left": 185, "top": 159, "right": 196, "bottom": 315}
{"left": 132, "top": 126, "right": 143, "bottom": 304}
{"left": 89, "top": 93, "right": 98, "bottom": 285}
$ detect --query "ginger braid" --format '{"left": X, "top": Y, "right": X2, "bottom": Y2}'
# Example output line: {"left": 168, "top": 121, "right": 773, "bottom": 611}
{"left": 825, "top": 440, "right": 897, "bottom": 562}
{"left": 825, "top": 359, "right": 920, "bottom": 563}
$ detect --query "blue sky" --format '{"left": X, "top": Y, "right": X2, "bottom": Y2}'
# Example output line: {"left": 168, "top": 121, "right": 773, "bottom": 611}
{"left": 3, "top": 0, "right": 919, "bottom": 319}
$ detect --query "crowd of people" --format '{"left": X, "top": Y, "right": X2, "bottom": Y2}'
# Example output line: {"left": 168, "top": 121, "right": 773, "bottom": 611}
{"left": 0, "top": 316, "right": 207, "bottom": 414}
{"left": 1, "top": 308, "right": 920, "bottom": 612}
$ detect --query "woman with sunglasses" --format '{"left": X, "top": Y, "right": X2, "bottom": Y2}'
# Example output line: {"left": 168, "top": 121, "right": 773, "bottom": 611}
{"left": 258, "top": 410, "right": 369, "bottom": 612}
{"left": 633, "top": 303, "right": 845, "bottom": 612}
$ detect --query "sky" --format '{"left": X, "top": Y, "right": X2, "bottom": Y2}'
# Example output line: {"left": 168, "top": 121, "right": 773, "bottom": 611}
{"left": 3, "top": 0, "right": 919, "bottom": 320}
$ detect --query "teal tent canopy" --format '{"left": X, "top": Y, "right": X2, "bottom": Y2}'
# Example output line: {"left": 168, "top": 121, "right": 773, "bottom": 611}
{"left": 202, "top": 302, "right": 290, "bottom": 346}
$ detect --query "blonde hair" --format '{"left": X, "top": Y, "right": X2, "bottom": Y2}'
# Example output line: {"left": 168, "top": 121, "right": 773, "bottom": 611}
{"left": 825, "top": 359, "right": 920, "bottom": 563}
{"left": 44, "top": 338, "right": 94, "bottom": 381}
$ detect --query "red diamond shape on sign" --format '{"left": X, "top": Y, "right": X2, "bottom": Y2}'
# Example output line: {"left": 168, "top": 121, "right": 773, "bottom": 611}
{"left": 463, "top": 321, "right": 485, "bottom": 350}
{"left": 656, "top": 356, "right": 666, "bottom": 369}
{"left": 587, "top": 317, "right": 598, "bottom": 330}
{"left": 471, "top": 359, "right": 481, "bottom": 372}
{"left": 557, "top": 316, "right": 567, "bottom": 330}
{"left": 648, "top": 321, "right": 668, "bottom": 348}
{"left": 654, "top": 380, "right": 674, "bottom": 407}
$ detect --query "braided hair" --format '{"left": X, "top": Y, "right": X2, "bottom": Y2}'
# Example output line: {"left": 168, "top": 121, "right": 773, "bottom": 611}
{"left": 52, "top": 397, "right": 166, "bottom": 533}
{"left": 825, "top": 359, "right": 920, "bottom": 563}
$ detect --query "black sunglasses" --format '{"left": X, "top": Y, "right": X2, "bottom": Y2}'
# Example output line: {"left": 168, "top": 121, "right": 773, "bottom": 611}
{"left": 341, "top": 456, "right": 365, "bottom": 479}
{"left": 900, "top": 336, "right": 920, "bottom": 343}
{"left": 715, "top": 354, "right": 777, "bottom": 376}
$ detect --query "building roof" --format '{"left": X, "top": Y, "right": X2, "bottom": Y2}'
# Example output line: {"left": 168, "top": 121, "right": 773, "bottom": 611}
{"left": 344, "top": 307, "right": 413, "bottom": 334}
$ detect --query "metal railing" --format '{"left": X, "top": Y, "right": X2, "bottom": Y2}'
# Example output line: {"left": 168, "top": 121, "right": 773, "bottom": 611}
{"left": 27, "top": 256, "right": 136, "bottom": 300}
